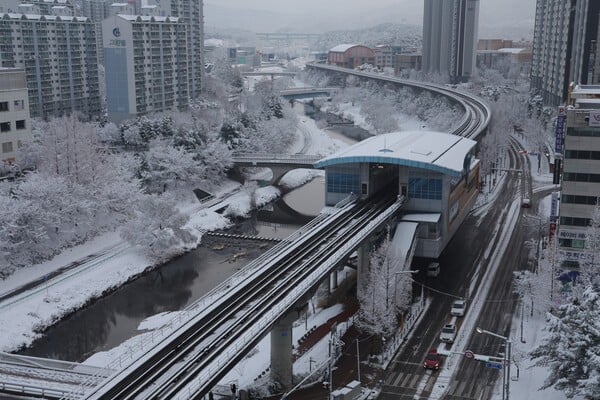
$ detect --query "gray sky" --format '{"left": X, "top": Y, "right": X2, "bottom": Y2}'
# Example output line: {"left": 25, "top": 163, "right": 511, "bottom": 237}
{"left": 205, "top": 0, "right": 537, "bottom": 39}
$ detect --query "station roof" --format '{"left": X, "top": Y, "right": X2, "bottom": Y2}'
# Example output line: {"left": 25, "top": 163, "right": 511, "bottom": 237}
{"left": 314, "top": 130, "right": 477, "bottom": 177}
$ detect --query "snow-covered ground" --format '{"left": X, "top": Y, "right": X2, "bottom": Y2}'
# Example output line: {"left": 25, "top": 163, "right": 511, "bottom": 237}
{"left": 0, "top": 66, "right": 571, "bottom": 400}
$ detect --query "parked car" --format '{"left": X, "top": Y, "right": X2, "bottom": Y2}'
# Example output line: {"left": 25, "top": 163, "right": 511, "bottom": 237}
{"left": 426, "top": 262, "right": 440, "bottom": 278}
{"left": 423, "top": 349, "right": 442, "bottom": 370}
{"left": 440, "top": 324, "right": 457, "bottom": 343}
{"left": 450, "top": 299, "right": 467, "bottom": 317}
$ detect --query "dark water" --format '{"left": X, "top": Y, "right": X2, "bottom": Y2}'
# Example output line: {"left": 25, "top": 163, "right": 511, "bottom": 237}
{"left": 18, "top": 187, "right": 324, "bottom": 362}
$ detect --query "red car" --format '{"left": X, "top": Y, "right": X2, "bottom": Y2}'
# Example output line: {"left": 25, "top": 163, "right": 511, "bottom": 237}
{"left": 423, "top": 349, "right": 442, "bottom": 370}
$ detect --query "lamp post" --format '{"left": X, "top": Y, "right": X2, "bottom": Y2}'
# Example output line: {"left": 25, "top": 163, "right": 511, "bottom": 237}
{"left": 476, "top": 327, "right": 511, "bottom": 400}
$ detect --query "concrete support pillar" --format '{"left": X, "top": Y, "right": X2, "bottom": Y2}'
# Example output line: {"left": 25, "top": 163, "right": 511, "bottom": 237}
{"left": 270, "top": 312, "right": 297, "bottom": 389}
{"left": 356, "top": 243, "right": 370, "bottom": 298}
{"left": 330, "top": 270, "right": 338, "bottom": 291}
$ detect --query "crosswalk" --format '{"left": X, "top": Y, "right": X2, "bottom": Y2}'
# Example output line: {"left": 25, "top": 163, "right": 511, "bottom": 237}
{"left": 381, "top": 372, "right": 496, "bottom": 399}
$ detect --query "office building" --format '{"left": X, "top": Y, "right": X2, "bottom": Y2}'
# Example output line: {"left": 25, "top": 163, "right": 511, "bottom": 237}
{"left": 102, "top": 14, "right": 189, "bottom": 122}
{"left": 558, "top": 85, "right": 600, "bottom": 270}
{"left": 0, "top": 13, "right": 101, "bottom": 119}
{"left": 422, "top": 0, "right": 480, "bottom": 83}
{"left": 531, "top": 0, "right": 600, "bottom": 106}
{"left": 0, "top": 68, "right": 32, "bottom": 165}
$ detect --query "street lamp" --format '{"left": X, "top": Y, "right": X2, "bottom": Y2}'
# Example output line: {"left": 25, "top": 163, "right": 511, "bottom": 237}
{"left": 476, "top": 327, "right": 511, "bottom": 400}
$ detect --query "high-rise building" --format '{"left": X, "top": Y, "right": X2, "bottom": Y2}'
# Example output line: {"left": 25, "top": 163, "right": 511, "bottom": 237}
{"left": 0, "top": 68, "right": 32, "bottom": 165}
{"left": 102, "top": 14, "right": 189, "bottom": 122}
{"left": 531, "top": 0, "right": 600, "bottom": 106}
{"left": 81, "top": 0, "right": 108, "bottom": 64}
{"left": 557, "top": 85, "right": 600, "bottom": 270}
{"left": 422, "top": 0, "right": 480, "bottom": 83}
{"left": 0, "top": 13, "right": 101, "bottom": 119}
{"left": 146, "top": 0, "right": 204, "bottom": 98}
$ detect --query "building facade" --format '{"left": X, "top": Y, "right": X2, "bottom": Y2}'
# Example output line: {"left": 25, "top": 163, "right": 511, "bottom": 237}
{"left": 0, "top": 68, "right": 31, "bottom": 165}
{"left": 531, "top": 0, "right": 600, "bottom": 106}
{"left": 373, "top": 45, "right": 403, "bottom": 70}
{"left": 558, "top": 85, "right": 600, "bottom": 269}
{"left": 81, "top": 0, "right": 108, "bottom": 64}
{"left": 145, "top": 0, "right": 204, "bottom": 99}
{"left": 327, "top": 44, "right": 375, "bottom": 69}
{"left": 422, "top": 0, "right": 480, "bottom": 83}
{"left": 102, "top": 14, "right": 189, "bottom": 122}
{"left": 0, "top": 13, "right": 101, "bottom": 119}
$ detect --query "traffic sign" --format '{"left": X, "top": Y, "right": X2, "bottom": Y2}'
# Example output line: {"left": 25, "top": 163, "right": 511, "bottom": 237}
{"left": 464, "top": 350, "right": 474, "bottom": 359}
{"left": 486, "top": 362, "right": 503, "bottom": 370}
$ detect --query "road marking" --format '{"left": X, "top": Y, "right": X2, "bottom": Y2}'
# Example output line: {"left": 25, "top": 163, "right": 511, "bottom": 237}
{"left": 401, "top": 373, "right": 413, "bottom": 387}
{"left": 392, "top": 372, "right": 405, "bottom": 387}
{"left": 409, "top": 373, "right": 421, "bottom": 388}
{"left": 457, "top": 380, "right": 468, "bottom": 395}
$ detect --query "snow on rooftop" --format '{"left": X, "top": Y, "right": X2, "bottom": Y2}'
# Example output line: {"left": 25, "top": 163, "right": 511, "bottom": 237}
{"left": 401, "top": 213, "right": 441, "bottom": 223}
{"left": 314, "top": 131, "right": 477, "bottom": 177}
{"left": 497, "top": 47, "right": 527, "bottom": 54}
{"left": 392, "top": 222, "right": 418, "bottom": 260}
{"left": 329, "top": 44, "right": 359, "bottom": 53}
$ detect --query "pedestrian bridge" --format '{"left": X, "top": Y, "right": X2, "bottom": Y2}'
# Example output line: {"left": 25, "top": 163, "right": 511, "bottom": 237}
{"left": 279, "top": 87, "right": 337, "bottom": 100}
{"left": 231, "top": 153, "right": 322, "bottom": 184}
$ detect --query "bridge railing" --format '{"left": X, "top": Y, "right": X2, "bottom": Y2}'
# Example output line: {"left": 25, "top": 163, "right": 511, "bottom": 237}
{"left": 231, "top": 153, "right": 322, "bottom": 164}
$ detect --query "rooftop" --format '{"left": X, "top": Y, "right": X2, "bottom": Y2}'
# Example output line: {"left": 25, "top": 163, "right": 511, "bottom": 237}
{"left": 329, "top": 44, "right": 359, "bottom": 53}
{"left": 314, "top": 131, "right": 477, "bottom": 177}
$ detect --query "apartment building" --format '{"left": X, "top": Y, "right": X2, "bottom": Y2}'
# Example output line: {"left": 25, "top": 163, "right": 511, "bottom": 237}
{"left": 145, "top": 0, "right": 204, "bottom": 98}
{"left": 102, "top": 14, "right": 189, "bottom": 122}
{"left": 531, "top": 0, "right": 600, "bottom": 106}
{"left": 0, "top": 13, "right": 101, "bottom": 119}
{"left": 558, "top": 85, "right": 600, "bottom": 269}
{"left": 0, "top": 68, "right": 32, "bottom": 165}
{"left": 422, "top": 0, "right": 480, "bottom": 83}
{"left": 81, "top": 0, "right": 108, "bottom": 64}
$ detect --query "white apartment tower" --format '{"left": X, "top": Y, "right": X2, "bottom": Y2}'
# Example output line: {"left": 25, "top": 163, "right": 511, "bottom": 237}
{"left": 102, "top": 14, "right": 189, "bottom": 122}
{"left": 0, "top": 13, "right": 101, "bottom": 119}
{"left": 81, "top": 0, "right": 108, "bottom": 64}
{"left": 531, "top": 0, "right": 600, "bottom": 106}
{"left": 145, "top": 0, "right": 204, "bottom": 98}
{"left": 0, "top": 68, "right": 32, "bottom": 165}
{"left": 422, "top": 0, "right": 480, "bottom": 83}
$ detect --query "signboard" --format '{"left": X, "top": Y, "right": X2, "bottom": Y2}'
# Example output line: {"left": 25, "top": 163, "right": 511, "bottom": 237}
{"left": 558, "top": 229, "right": 587, "bottom": 240}
{"left": 589, "top": 111, "right": 600, "bottom": 127}
{"left": 550, "top": 192, "right": 559, "bottom": 223}
{"left": 555, "top": 111, "right": 566, "bottom": 157}
{"left": 486, "top": 362, "right": 503, "bottom": 370}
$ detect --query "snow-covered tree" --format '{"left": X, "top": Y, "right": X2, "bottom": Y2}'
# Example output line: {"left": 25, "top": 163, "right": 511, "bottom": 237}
{"left": 531, "top": 286, "right": 600, "bottom": 399}
{"left": 120, "top": 194, "right": 196, "bottom": 262}
{"left": 357, "top": 231, "right": 411, "bottom": 338}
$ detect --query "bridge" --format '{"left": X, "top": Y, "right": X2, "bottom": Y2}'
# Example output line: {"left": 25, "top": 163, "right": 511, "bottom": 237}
{"left": 0, "top": 65, "right": 491, "bottom": 400}
{"left": 256, "top": 32, "right": 321, "bottom": 41}
{"left": 231, "top": 154, "right": 321, "bottom": 184}
{"left": 279, "top": 87, "right": 337, "bottom": 101}
{"left": 241, "top": 71, "right": 297, "bottom": 78}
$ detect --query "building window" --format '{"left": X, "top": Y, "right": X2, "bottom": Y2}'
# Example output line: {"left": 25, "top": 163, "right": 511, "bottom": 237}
{"left": 563, "top": 172, "right": 600, "bottom": 183}
{"left": 561, "top": 194, "right": 599, "bottom": 205}
{"left": 2, "top": 142, "right": 13, "bottom": 153}
{"left": 560, "top": 216, "right": 592, "bottom": 227}
{"left": 408, "top": 178, "right": 442, "bottom": 200}
{"left": 13, "top": 100, "right": 24, "bottom": 111}
{"left": 0, "top": 122, "right": 10, "bottom": 132}
{"left": 0, "top": 102, "right": 7, "bottom": 112}
{"left": 15, "top": 120, "right": 25, "bottom": 130}
{"left": 559, "top": 238, "right": 586, "bottom": 249}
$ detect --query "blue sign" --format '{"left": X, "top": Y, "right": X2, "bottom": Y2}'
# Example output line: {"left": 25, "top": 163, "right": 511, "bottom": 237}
{"left": 486, "top": 362, "right": 503, "bottom": 370}
{"left": 112, "top": 27, "right": 121, "bottom": 37}
{"left": 555, "top": 114, "right": 566, "bottom": 156}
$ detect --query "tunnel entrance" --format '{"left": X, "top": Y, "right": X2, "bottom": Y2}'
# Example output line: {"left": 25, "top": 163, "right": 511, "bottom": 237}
{"left": 368, "top": 163, "right": 399, "bottom": 198}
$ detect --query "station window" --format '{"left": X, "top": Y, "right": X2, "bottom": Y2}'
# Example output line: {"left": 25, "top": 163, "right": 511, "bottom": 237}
{"left": 408, "top": 178, "right": 442, "bottom": 200}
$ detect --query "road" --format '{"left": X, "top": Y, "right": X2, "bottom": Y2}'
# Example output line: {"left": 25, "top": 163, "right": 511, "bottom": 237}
{"left": 379, "top": 137, "right": 534, "bottom": 400}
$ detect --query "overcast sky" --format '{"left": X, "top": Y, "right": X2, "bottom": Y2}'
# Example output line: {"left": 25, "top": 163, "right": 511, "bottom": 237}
{"left": 205, "top": 0, "right": 537, "bottom": 39}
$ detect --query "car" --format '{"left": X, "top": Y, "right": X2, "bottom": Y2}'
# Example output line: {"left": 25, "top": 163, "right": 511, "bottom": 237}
{"left": 426, "top": 262, "right": 440, "bottom": 278}
{"left": 450, "top": 299, "right": 467, "bottom": 317}
{"left": 440, "top": 324, "right": 457, "bottom": 343}
{"left": 522, "top": 198, "right": 531, "bottom": 208}
{"left": 423, "top": 349, "right": 442, "bottom": 370}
